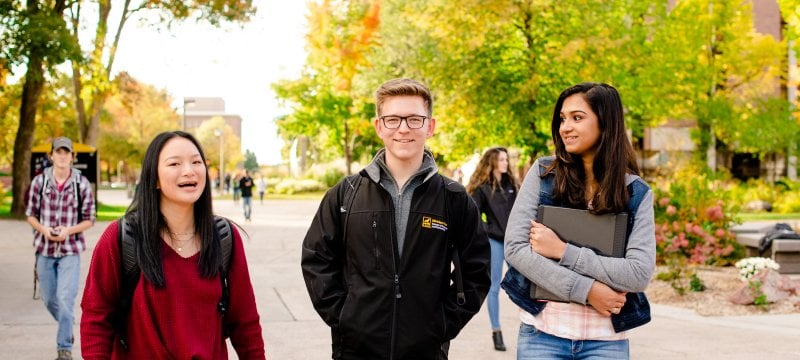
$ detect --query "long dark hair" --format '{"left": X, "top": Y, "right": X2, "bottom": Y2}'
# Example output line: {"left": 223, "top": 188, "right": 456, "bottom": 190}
{"left": 466, "top": 147, "right": 519, "bottom": 195}
{"left": 125, "top": 131, "right": 220, "bottom": 287}
{"left": 548, "top": 83, "right": 639, "bottom": 214}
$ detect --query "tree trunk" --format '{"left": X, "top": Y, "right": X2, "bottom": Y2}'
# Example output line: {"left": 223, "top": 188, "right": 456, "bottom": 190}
{"left": 10, "top": 57, "right": 45, "bottom": 217}
{"left": 84, "top": 97, "right": 105, "bottom": 146}
{"left": 11, "top": 0, "right": 69, "bottom": 217}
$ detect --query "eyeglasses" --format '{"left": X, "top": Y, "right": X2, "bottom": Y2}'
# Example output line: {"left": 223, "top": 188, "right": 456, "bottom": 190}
{"left": 380, "top": 115, "right": 428, "bottom": 129}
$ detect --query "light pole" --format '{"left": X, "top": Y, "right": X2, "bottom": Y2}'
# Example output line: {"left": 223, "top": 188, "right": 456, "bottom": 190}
{"left": 214, "top": 129, "right": 224, "bottom": 194}
{"left": 182, "top": 98, "right": 196, "bottom": 131}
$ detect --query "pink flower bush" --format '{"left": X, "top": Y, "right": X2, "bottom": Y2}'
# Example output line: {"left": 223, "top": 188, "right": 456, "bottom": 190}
{"left": 654, "top": 172, "right": 744, "bottom": 266}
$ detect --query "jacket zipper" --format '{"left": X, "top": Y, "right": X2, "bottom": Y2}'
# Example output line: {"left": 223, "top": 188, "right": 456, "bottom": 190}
{"left": 373, "top": 218, "right": 380, "bottom": 270}
{"left": 389, "top": 211, "right": 401, "bottom": 360}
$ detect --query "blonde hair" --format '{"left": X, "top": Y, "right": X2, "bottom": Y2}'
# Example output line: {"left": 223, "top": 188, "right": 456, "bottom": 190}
{"left": 374, "top": 78, "right": 433, "bottom": 117}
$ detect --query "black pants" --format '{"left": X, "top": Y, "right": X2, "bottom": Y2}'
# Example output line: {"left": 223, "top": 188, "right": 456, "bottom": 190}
{"left": 439, "top": 341, "right": 450, "bottom": 360}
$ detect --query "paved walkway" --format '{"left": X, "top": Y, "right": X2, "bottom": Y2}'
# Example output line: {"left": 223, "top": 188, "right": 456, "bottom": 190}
{"left": 1, "top": 190, "right": 799, "bottom": 359}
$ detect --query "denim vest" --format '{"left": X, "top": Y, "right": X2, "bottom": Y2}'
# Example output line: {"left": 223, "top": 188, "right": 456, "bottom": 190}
{"left": 500, "top": 156, "right": 651, "bottom": 332}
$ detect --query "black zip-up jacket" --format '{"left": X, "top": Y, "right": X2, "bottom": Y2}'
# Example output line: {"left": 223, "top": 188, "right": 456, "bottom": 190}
{"left": 470, "top": 176, "right": 517, "bottom": 242}
{"left": 301, "top": 168, "right": 490, "bottom": 360}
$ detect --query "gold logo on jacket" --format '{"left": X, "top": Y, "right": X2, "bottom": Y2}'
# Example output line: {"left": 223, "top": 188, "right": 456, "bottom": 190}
{"left": 422, "top": 216, "right": 448, "bottom": 232}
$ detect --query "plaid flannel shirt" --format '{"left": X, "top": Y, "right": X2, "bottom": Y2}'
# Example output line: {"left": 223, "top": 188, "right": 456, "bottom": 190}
{"left": 25, "top": 167, "right": 96, "bottom": 257}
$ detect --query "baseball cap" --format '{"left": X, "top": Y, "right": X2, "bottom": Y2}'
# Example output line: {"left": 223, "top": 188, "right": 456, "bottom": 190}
{"left": 52, "top": 137, "right": 73, "bottom": 152}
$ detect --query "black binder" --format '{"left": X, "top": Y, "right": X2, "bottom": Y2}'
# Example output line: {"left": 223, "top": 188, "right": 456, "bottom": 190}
{"left": 533, "top": 205, "right": 628, "bottom": 301}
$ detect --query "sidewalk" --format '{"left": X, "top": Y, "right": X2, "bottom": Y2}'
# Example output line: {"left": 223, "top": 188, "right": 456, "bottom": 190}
{"left": 0, "top": 190, "right": 798, "bottom": 359}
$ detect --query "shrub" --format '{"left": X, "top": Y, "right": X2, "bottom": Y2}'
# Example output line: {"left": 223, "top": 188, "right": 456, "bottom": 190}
{"left": 273, "top": 178, "right": 326, "bottom": 195}
{"left": 653, "top": 163, "right": 744, "bottom": 266}
{"left": 320, "top": 168, "right": 346, "bottom": 188}
{"left": 772, "top": 188, "right": 800, "bottom": 213}
{"left": 727, "top": 177, "right": 800, "bottom": 214}
{"left": 728, "top": 178, "right": 780, "bottom": 212}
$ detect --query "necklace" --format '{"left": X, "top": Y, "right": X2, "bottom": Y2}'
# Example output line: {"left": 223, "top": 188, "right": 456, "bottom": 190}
{"left": 167, "top": 231, "right": 196, "bottom": 252}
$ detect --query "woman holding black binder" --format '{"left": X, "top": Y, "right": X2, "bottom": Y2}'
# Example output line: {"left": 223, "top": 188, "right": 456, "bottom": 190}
{"left": 466, "top": 147, "right": 518, "bottom": 351}
{"left": 503, "top": 83, "right": 656, "bottom": 359}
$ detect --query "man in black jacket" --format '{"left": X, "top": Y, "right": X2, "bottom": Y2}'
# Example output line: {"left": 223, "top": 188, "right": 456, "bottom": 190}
{"left": 301, "top": 78, "right": 491, "bottom": 360}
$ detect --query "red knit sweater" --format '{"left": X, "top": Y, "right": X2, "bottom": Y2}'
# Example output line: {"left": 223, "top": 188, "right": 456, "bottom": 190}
{"left": 80, "top": 221, "right": 265, "bottom": 359}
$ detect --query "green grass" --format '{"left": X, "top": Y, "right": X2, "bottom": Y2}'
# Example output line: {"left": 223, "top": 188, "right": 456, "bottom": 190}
{"left": 96, "top": 203, "right": 128, "bottom": 221}
{"left": 737, "top": 212, "right": 800, "bottom": 221}
{"left": 0, "top": 201, "right": 127, "bottom": 221}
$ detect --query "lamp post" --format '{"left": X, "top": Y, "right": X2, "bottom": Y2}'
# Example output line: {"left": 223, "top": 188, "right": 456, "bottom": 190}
{"left": 182, "top": 98, "right": 196, "bottom": 131}
{"left": 214, "top": 129, "right": 224, "bottom": 194}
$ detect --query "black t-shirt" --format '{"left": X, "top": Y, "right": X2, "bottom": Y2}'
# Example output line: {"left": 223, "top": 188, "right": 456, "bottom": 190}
{"left": 239, "top": 176, "right": 254, "bottom": 197}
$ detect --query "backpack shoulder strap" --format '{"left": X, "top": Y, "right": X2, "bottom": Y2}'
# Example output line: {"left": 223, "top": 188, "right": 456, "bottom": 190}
{"left": 75, "top": 175, "right": 83, "bottom": 222}
{"left": 36, "top": 174, "right": 47, "bottom": 221}
{"left": 215, "top": 216, "right": 233, "bottom": 273}
{"left": 119, "top": 217, "right": 139, "bottom": 279}
{"left": 441, "top": 174, "right": 466, "bottom": 305}
{"left": 214, "top": 216, "right": 234, "bottom": 320}
{"left": 115, "top": 216, "right": 140, "bottom": 350}
{"left": 341, "top": 173, "right": 364, "bottom": 239}
{"left": 342, "top": 173, "right": 363, "bottom": 211}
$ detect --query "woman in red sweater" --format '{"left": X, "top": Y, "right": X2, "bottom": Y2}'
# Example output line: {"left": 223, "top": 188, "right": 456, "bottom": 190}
{"left": 81, "top": 131, "right": 265, "bottom": 359}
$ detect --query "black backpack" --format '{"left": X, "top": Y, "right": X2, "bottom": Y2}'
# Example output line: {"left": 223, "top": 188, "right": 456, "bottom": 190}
{"left": 114, "top": 215, "right": 234, "bottom": 350}
{"left": 759, "top": 223, "right": 800, "bottom": 255}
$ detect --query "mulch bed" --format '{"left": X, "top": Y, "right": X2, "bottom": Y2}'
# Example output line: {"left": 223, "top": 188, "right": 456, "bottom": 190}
{"left": 647, "top": 265, "right": 800, "bottom": 316}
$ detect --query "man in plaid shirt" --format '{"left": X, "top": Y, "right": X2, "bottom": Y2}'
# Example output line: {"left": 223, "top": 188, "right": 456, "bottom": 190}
{"left": 26, "top": 137, "right": 95, "bottom": 360}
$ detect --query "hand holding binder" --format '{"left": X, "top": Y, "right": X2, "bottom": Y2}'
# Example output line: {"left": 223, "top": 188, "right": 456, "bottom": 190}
{"left": 531, "top": 205, "right": 628, "bottom": 302}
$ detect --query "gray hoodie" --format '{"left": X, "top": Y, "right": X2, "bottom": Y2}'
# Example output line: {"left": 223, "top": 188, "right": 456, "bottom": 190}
{"left": 365, "top": 148, "right": 439, "bottom": 257}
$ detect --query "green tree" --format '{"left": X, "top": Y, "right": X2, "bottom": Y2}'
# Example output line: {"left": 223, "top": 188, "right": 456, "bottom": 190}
{"left": 367, "top": 1, "right": 664, "bottom": 162}
{"left": 194, "top": 116, "right": 241, "bottom": 177}
{"left": 98, "top": 72, "right": 179, "bottom": 185}
{"left": 67, "top": 0, "right": 256, "bottom": 146}
{"left": 273, "top": 0, "right": 381, "bottom": 175}
{"left": 0, "top": 76, "right": 76, "bottom": 168}
{"left": 1, "top": 0, "right": 80, "bottom": 216}
{"left": 2, "top": 0, "right": 256, "bottom": 216}
{"left": 280, "top": 0, "right": 795, "bottom": 172}
{"left": 243, "top": 149, "right": 258, "bottom": 172}
{"left": 652, "top": 0, "right": 789, "bottom": 167}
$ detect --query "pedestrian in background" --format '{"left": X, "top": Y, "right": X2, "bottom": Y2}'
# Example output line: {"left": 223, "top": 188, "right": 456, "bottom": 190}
{"left": 224, "top": 173, "right": 231, "bottom": 195}
{"left": 26, "top": 137, "right": 96, "bottom": 360}
{"left": 232, "top": 173, "right": 241, "bottom": 204}
{"left": 239, "top": 170, "right": 254, "bottom": 222}
{"left": 466, "top": 146, "right": 518, "bottom": 351}
{"left": 504, "top": 83, "right": 655, "bottom": 359}
{"left": 302, "top": 78, "right": 490, "bottom": 359}
{"left": 80, "top": 131, "right": 264, "bottom": 359}
{"left": 257, "top": 176, "right": 267, "bottom": 204}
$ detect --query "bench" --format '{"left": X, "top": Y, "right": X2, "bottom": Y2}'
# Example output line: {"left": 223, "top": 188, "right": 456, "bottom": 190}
{"left": 735, "top": 233, "right": 800, "bottom": 274}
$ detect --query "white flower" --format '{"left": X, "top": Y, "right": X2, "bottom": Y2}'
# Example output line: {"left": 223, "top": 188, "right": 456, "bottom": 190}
{"left": 734, "top": 257, "right": 780, "bottom": 282}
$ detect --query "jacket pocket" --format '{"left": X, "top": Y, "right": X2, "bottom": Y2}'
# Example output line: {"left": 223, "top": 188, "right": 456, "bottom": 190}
{"left": 336, "top": 292, "right": 357, "bottom": 345}
{"left": 372, "top": 216, "right": 380, "bottom": 271}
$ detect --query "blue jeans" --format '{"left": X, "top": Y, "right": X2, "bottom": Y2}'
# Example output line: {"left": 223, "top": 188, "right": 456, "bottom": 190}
{"left": 487, "top": 237, "right": 504, "bottom": 330}
{"left": 36, "top": 254, "right": 80, "bottom": 351}
{"left": 242, "top": 196, "right": 252, "bottom": 220}
{"left": 517, "top": 323, "right": 629, "bottom": 360}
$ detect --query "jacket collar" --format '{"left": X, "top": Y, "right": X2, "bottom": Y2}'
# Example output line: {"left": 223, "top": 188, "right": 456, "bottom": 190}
{"left": 365, "top": 148, "right": 439, "bottom": 185}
